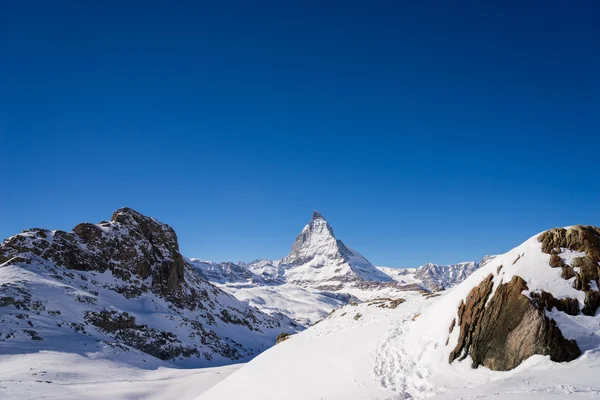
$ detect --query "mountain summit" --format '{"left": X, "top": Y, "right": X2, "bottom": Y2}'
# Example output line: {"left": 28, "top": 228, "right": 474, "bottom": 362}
{"left": 280, "top": 212, "right": 393, "bottom": 286}
{"left": 311, "top": 210, "right": 325, "bottom": 220}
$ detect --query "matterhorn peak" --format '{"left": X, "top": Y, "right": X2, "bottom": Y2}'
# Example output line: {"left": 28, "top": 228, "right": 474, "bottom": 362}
{"left": 311, "top": 210, "right": 325, "bottom": 221}
{"left": 279, "top": 211, "right": 393, "bottom": 285}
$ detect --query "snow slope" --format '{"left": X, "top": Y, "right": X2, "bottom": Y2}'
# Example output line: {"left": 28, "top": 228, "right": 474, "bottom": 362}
{"left": 0, "top": 351, "right": 241, "bottom": 400}
{"left": 198, "top": 292, "right": 433, "bottom": 400}
{"left": 205, "top": 283, "right": 351, "bottom": 326}
{"left": 198, "top": 228, "right": 600, "bottom": 400}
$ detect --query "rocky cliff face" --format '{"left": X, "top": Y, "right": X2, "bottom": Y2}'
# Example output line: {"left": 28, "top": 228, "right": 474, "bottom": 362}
{"left": 449, "top": 274, "right": 580, "bottom": 370}
{"left": 1, "top": 208, "right": 185, "bottom": 296}
{"left": 446, "top": 225, "right": 600, "bottom": 371}
{"left": 0, "top": 208, "right": 299, "bottom": 366}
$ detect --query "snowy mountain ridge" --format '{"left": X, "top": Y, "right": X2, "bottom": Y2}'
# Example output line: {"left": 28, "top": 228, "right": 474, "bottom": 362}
{"left": 378, "top": 261, "right": 482, "bottom": 292}
{"left": 0, "top": 208, "right": 300, "bottom": 368}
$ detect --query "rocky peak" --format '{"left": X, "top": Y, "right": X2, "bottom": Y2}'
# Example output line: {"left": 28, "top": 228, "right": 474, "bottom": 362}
{"left": 311, "top": 210, "right": 325, "bottom": 221}
{"left": 0, "top": 207, "right": 186, "bottom": 301}
{"left": 277, "top": 212, "right": 392, "bottom": 285}
{"left": 282, "top": 212, "right": 342, "bottom": 266}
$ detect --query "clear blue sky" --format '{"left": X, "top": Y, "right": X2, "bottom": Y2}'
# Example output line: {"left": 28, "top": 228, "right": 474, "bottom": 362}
{"left": 1, "top": 1, "right": 599, "bottom": 267}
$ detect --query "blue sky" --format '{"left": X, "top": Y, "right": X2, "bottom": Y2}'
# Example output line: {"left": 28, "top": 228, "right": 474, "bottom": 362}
{"left": 1, "top": 1, "right": 599, "bottom": 267}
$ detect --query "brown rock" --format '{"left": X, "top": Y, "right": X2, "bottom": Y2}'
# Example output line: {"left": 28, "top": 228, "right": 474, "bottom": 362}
{"left": 582, "top": 291, "right": 600, "bottom": 316}
{"left": 572, "top": 257, "right": 599, "bottom": 291}
{"left": 276, "top": 332, "right": 292, "bottom": 344}
{"left": 561, "top": 266, "right": 576, "bottom": 280}
{"left": 450, "top": 275, "right": 580, "bottom": 371}
{"left": 538, "top": 226, "right": 600, "bottom": 261}
{"left": 530, "top": 291, "right": 580, "bottom": 316}
{"left": 549, "top": 254, "right": 563, "bottom": 268}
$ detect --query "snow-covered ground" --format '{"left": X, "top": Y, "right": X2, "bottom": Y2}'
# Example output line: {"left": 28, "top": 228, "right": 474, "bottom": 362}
{"left": 211, "top": 283, "right": 349, "bottom": 326}
{"left": 0, "top": 351, "right": 242, "bottom": 400}
{"left": 198, "top": 292, "right": 434, "bottom": 400}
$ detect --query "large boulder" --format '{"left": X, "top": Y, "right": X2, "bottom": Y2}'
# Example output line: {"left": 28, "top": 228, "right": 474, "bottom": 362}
{"left": 450, "top": 274, "right": 581, "bottom": 371}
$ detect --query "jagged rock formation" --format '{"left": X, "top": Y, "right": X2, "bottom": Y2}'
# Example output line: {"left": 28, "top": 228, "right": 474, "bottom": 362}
{"left": 0, "top": 208, "right": 299, "bottom": 366}
{"left": 447, "top": 225, "right": 600, "bottom": 371}
{"left": 538, "top": 225, "right": 600, "bottom": 316}
{"left": 449, "top": 274, "right": 581, "bottom": 371}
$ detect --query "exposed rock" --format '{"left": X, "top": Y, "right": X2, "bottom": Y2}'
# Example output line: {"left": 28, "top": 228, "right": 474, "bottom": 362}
{"left": 549, "top": 254, "right": 564, "bottom": 268}
{"left": 367, "top": 298, "right": 405, "bottom": 309}
{"left": 582, "top": 291, "right": 600, "bottom": 316}
{"left": 539, "top": 225, "right": 600, "bottom": 315}
{"left": 538, "top": 226, "right": 600, "bottom": 260}
{"left": 449, "top": 274, "right": 494, "bottom": 364}
{"left": 85, "top": 310, "right": 136, "bottom": 332}
{"left": 561, "top": 266, "right": 576, "bottom": 280}
{"left": 530, "top": 291, "right": 580, "bottom": 316}
{"left": 276, "top": 332, "right": 292, "bottom": 344}
{"left": 572, "top": 256, "right": 599, "bottom": 291}
{"left": 450, "top": 275, "right": 581, "bottom": 371}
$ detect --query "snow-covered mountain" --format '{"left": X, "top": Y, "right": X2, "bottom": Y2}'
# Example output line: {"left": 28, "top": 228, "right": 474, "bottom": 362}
{"left": 193, "top": 211, "right": 481, "bottom": 325}
{"left": 198, "top": 225, "right": 600, "bottom": 400}
{"left": 279, "top": 211, "right": 393, "bottom": 286}
{"left": 379, "top": 261, "right": 481, "bottom": 291}
{"left": 0, "top": 208, "right": 299, "bottom": 368}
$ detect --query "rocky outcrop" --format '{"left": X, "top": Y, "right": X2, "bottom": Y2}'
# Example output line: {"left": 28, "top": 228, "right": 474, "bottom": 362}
{"left": 538, "top": 226, "right": 600, "bottom": 260}
{"left": 530, "top": 291, "right": 580, "bottom": 316}
{"left": 0, "top": 208, "right": 186, "bottom": 300}
{"left": 276, "top": 332, "right": 292, "bottom": 344}
{"left": 450, "top": 274, "right": 581, "bottom": 371}
{"left": 538, "top": 226, "right": 600, "bottom": 316}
